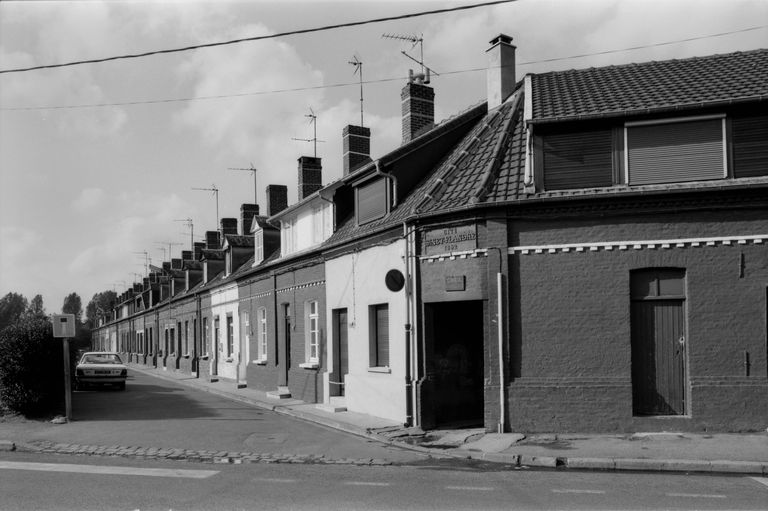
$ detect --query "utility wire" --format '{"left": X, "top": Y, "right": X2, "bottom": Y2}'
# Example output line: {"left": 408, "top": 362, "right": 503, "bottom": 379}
{"left": 1, "top": 25, "right": 765, "bottom": 112}
{"left": 0, "top": 0, "right": 516, "bottom": 74}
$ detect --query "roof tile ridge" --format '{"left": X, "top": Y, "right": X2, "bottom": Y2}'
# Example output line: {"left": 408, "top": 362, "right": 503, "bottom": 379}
{"left": 410, "top": 105, "right": 502, "bottom": 215}
{"left": 470, "top": 92, "right": 524, "bottom": 204}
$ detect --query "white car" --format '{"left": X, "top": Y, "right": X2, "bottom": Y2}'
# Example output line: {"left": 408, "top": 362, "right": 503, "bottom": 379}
{"left": 75, "top": 352, "right": 128, "bottom": 390}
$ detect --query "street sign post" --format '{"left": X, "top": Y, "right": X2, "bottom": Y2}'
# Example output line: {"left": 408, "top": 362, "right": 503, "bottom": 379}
{"left": 52, "top": 314, "right": 75, "bottom": 421}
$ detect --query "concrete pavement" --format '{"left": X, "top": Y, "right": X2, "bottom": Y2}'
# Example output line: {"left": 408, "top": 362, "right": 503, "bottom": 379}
{"left": 3, "top": 362, "right": 767, "bottom": 475}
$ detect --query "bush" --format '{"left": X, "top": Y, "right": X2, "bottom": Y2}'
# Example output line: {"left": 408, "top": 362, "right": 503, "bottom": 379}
{"left": 0, "top": 316, "right": 64, "bottom": 416}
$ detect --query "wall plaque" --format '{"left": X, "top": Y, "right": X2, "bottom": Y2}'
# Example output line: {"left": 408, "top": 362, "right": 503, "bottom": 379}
{"left": 445, "top": 275, "right": 466, "bottom": 292}
{"left": 422, "top": 224, "right": 477, "bottom": 256}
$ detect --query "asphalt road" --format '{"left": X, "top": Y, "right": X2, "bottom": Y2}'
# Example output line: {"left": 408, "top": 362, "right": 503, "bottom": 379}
{"left": 0, "top": 370, "right": 423, "bottom": 463}
{"left": 3, "top": 451, "right": 768, "bottom": 510}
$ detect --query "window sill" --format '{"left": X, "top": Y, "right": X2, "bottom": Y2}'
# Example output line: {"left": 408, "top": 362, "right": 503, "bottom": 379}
{"left": 200, "top": 355, "right": 209, "bottom": 360}
{"left": 183, "top": 354, "right": 190, "bottom": 359}
{"left": 253, "top": 360, "right": 267, "bottom": 366}
{"left": 225, "top": 357, "right": 234, "bottom": 363}
{"left": 368, "top": 366, "right": 391, "bottom": 374}
{"left": 299, "top": 362, "right": 320, "bottom": 369}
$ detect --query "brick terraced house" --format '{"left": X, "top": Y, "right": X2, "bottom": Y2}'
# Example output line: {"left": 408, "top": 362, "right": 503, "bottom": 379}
{"left": 93, "top": 35, "right": 767, "bottom": 433}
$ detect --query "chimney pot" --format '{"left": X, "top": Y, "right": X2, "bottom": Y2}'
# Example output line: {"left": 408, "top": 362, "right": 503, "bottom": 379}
{"left": 240, "top": 203, "right": 259, "bottom": 235}
{"left": 266, "top": 185, "right": 288, "bottom": 216}
{"left": 342, "top": 125, "right": 371, "bottom": 175}
{"left": 221, "top": 218, "right": 238, "bottom": 236}
{"left": 401, "top": 81, "right": 434, "bottom": 144}
{"left": 486, "top": 33, "right": 516, "bottom": 109}
{"left": 298, "top": 156, "right": 322, "bottom": 200}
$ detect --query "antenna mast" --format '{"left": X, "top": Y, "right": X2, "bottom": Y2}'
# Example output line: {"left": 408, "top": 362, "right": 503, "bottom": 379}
{"left": 382, "top": 32, "right": 439, "bottom": 83}
{"left": 132, "top": 250, "right": 150, "bottom": 276}
{"left": 292, "top": 108, "right": 325, "bottom": 157}
{"left": 228, "top": 164, "right": 258, "bottom": 205}
{"left": 348, "top": 56, "right": 364, "bottom": 126}
{"left": 155, "top": 241, "right": 183, "bottom": 261}
{"left": 192, "top": 184, "right": 219, "bottom": 232}
{"left": 175, "top": 218, "right": 194, "bottom": 252}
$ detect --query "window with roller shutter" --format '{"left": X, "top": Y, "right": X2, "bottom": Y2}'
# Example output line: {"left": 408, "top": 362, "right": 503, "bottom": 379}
{"left": 356, "top": 177, "right": 388, "bottom": 225}
{"left": 369, "top": 303, "right": 389, "bottom": 368}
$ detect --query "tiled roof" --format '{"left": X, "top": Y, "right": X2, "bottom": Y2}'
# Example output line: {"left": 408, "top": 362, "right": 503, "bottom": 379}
{"left": 532, "top": 49, "right": 768, "bottom": 122}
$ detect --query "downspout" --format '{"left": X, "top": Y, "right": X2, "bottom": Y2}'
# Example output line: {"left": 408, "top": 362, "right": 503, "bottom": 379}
{"left": 374, "top": 160, "right": 398, "bottom": 207}
{"left": 497, "top": 272, "right": 506, "bottom": 433}
{"left": 403, "top": 221, "right": 413, "bottom": 427}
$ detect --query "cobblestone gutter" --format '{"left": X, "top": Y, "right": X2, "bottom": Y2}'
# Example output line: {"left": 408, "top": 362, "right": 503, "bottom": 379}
{"left": 15, "top": 440, "right": 394, "bottom": 466}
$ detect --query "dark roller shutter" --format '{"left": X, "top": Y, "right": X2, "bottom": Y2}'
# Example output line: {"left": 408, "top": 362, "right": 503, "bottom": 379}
{"left": 357, "top": 178, "right": 387, "bottom": 225}
{"left": 542, "top": 130, "right": 613, "bottom": 190}
{"left": 627, "top": 118, "right": 724, "bottom": 185}
{"left": 733, "top": 114, "right": 768, "bottom": 178}
{"left": 370, "top": 304, "right": 389, "bottom": 367}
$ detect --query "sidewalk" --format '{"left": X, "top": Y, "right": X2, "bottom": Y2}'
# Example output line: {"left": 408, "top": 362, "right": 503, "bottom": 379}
{"left": 124, "top": 363, "right": 768, "bottom": 476}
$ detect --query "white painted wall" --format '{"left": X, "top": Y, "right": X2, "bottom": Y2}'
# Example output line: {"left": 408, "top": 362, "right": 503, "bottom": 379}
{"left": 324, "top": 240, "right": 407, "bottom": 423}
{"left": 210, "top": 282, "right": 240, "bottom": 380}
{"left": 279, "top": 199, "right": 333, "bottom": 256}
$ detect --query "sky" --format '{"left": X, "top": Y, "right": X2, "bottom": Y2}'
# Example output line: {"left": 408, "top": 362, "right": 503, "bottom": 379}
{"left": 1, "top": 0, "right": 766, "bottom": 314}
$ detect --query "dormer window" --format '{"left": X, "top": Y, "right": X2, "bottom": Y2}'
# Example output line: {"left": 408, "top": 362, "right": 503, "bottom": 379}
{"left": 356, "top": 177, "right": 389, "bottom": 225}
{"left": 254, "top": 229, "right": 264, "bottom": 265}
{"left": 225, "top": 250, "right": 232, "bottom": 276}
{"left": 625, "top": 115, "right": 725, "bottom": 185}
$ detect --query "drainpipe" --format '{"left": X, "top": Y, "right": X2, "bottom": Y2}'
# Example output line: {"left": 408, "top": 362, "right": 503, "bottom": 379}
{"left": 375, "top": 161, "right": 398, "bottom": 207}
{"left": 403, "top": 221, "right": 413, "bottom": 427}
{"left": 497, "top": 272, "right": 506, "bottom": 433}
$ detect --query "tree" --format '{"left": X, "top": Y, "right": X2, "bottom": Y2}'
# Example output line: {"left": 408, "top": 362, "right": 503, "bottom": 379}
{"left": 62, "top": 293, "right": 82, "bottom": 323}
{"left": 85, "top": 290, "right": 118, "bottom": 329}
{"left": 0, "top": 292, "right": 28, "bottom": 331}
{"left": 27, "top": 294, "right": 45, "bottom": 318}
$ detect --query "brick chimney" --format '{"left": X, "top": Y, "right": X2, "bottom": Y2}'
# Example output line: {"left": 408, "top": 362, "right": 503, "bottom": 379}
{"left": 266, "top": 185, "right": 288, "bottom": 216}
{"left": 342, "top": 125, "right": 371, "bottom": 175}
{"left": 240, "top": 203, "right": 259, "bottom": 235}
{"left": 171, "top": 258, "right": 182, "bottom": 270}
{"left": 401, "top": 74, "right": 434, "bottom": 144}
{"left": 221, "top": 218, "right": 238, "bottom": 236}
{"left": 205, "top": 230, "right": 220, "bottom": 249}
{"left": 193, "top": 242, "right": 205, "bottom": 260}
{"left": 181, "top": 250, "right": 192, "bottom": 262}
{"left": 486, "top": 34, "right": 516, "bottom": 110}
{"left": 298, "top": 156, "right": 322, "bottom": 200}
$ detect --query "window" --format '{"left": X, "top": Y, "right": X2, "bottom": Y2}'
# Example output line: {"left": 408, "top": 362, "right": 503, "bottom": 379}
{"left": 732, "top": 113, "right": 768, "bottom": 178}
{"left": 202, "top": 317, "right": 209, "bottom": 356}
{"left": 257, "top": 307, "right": 268, "bottom": 361}
{"left": 356, "top": 177, "right": 388, "bottom": 225}
{"left": 282, "top": 218, "right": 296, "bottom": 255}
{"left": 369, "top": 304, "right": 389, "bottom": 368}
{"left": 542, "top": 129, "right": 614, "bottom": 190}
{"left": 254, "top": 229, "right": 264, "bottom": 264}
{"left": 226, "top": 314, "right": 234, "bottom": 358}
{"left": 184, "top": 320, "right": 189, "bottom": 355}
{"left": 169, "top": 327, "right": 176, "bottom": 356}
{"left": 177, "top": 322, "right": 182, "bottom": 356}
{"left": 225, "top": 251, "right": 232, "bottom": 276}
{"left": 626, "top": 116, "right": 725, "bottom": 185}
{"left": 312, "top": 204, "right": 333, "bottom": 244}
{"left": 193, "top": 318, "right": 197, "bottom": 356}
{"left": 307, "top": 301, "right": 319, "bottom": 363}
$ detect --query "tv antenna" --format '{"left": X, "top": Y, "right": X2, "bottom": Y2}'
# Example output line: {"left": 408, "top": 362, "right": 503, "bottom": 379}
{"left": 191, "top": 184, "right": 219, "bottom": 232}
{"left": 382, "top": 32, "right": 438, "bottom": 84}
{"left": 348, "top": 55, "right": 364, "bottom": 126}
{"left": 292, "top": 107, "right": 325, "bottom": 157}
{"left": 155, "top": 241, "right": 183, "bottom": 261}
{"left": 174, "top": 218, "right": 194, "bottom": 252}
{"left": 228, "top": 164, "right": 258, "bottom": 205}
{"left": 132, "top": 250, "right": 151, "bottom": 276}
{"left": 130, "top": 273, "right": 143, "bottom": 284}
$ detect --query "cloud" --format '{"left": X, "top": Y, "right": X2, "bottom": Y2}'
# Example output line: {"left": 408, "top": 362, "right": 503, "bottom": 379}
{"left": 72, "top": 187, "right": 106, "bottom": 212}
{"left": 0, "top": 225, "right": 42, "bottom": 270}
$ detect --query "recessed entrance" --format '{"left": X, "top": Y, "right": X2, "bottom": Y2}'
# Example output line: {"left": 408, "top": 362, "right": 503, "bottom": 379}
{"left": 424, "top": 300, "right": 484, "bottom": 427}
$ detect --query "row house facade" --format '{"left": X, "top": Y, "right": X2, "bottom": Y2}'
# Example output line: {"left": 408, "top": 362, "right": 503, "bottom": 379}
{"left": 94, "top": 35, "right": 768, "bottom": 433}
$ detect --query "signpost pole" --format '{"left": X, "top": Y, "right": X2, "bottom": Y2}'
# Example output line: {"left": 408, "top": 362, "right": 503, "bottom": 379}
{"left": 63, "top": 338, "right": 72, "bottom": 421}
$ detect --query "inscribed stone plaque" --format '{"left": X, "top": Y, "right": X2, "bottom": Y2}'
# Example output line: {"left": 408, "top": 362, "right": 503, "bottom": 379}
{"left": 422, "top": 224, "right": 477, "bottom": 256}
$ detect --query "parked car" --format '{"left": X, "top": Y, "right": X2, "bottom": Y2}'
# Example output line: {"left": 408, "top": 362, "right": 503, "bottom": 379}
{"left": 75, "top": 352, "right": 128, "bottom": 390}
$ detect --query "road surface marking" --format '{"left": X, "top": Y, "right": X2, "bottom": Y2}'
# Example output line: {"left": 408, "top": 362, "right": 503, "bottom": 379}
{"left": 253, "top": 477, "right": 298, "bottom": 483}
{"left": 344, "top": 481, "right": 391, "bottom": 487}
{"left": 749, "top": 477, "right": 768, "bottom": 489}
{"left": 666, "top": 493, "right": 727, "bottom": 499}
{"left": 0, "top": 461, "right": 218, "bottom": 479}
{"left": 552, "top": 489, "right": 606, "bottom": 494}
{"left": 445, "top": 486, "right": 495, "bottom": 491}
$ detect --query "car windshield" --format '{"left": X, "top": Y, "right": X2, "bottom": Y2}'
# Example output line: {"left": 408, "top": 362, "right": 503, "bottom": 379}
{"left": 82, "top": 354, "right": 122, "bottom": 365}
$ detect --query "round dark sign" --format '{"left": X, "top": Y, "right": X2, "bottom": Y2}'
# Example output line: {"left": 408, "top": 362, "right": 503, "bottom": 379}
{"left": 385, "top": 269, "right": 405, "bottom": 292}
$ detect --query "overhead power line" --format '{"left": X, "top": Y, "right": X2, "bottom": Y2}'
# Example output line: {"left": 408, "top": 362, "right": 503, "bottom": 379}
{"left": 2, "top": 24, "right": 764, "bottom": 113}
{"left": 0, "top": 0, "right": 516, "bottom": 74}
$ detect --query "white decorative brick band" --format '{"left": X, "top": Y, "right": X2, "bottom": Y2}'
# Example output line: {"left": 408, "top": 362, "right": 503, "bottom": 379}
{"left": 509, "top": 235, "right": 766, "bottom": 255}
{"left": 420, "top": 248, "right": 488, "bottom": 263}
{"left": 276, "top": 280, "right": 325, "bottom": 294}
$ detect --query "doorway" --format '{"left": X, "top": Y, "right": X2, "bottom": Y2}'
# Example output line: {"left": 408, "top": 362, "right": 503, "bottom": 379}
{"left": 424, "top": 300, "right": 485, "bottom": 427}
{"left": 283, "top": 303, "right": 292, "bottom": 386}
{"left": 331, "top": 308, "right": 349, "bottom": 397}
{"left": 631, "top": 269, "right": 687, "bottom": 415}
